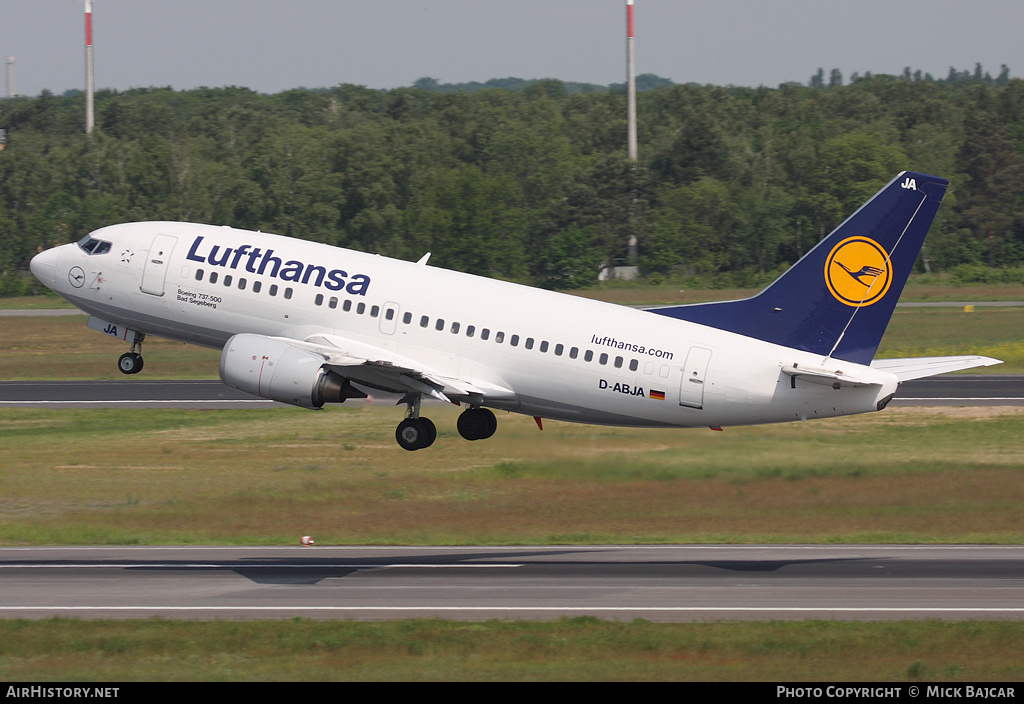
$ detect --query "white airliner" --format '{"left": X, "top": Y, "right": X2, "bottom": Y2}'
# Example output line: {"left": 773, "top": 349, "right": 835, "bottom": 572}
{"left": 30, "top": 171, "right": 999, "bottom": 450}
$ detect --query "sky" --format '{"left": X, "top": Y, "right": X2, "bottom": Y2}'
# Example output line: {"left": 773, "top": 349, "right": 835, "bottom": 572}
{"left": 3, "top": 0, "right": 1024, "bottom": 97}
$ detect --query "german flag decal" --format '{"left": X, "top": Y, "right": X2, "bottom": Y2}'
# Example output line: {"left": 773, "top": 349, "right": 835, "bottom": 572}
{"left": 649, "top": 390, "right": 666, "bottom": 401}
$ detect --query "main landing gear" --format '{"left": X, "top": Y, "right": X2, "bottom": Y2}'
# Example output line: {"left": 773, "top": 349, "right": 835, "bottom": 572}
{"left": 396, "top": 394, "right": 437, "bottom": 451}
{"left": 457, "top": 407, "right": 497, "bottom": 441}
{"left": 396, "top": 416, "right": 436, "bottom": 451}
{"left": 117, "top": 332, "right": 146, "bottom": 375}
{"left": 394, "top": 396, "right": 498, "bottom": 451}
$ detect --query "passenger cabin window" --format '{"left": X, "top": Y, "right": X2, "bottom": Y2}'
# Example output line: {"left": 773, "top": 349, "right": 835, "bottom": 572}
{"left": 238, "top": 278, "right": 247, "bottom": 290}
{"left": 210, "top": 272, "right": 219, "bottom": 284}
{"left": 315, "top": 294, "right": 324, "bottom": 306}
{"left": 435, "top": 319, "right": 445, "bottom": 331}
{"left": 195, "top": 269, "right": 204, "bottom": 281}
{"left": 253, "top": 281, "right": 262, "bottom": 293}
{"left": 451, "top": 322, "right": 460, "bottom": 334}
{"left": 223, "top": 275, "right": 232, "bottom": 287}
{"left": 510, "top": 335, "right": 519, "bottom": 347}
{"left": 269, "top": 284, "right": 278, "bottom": 296}
{"left": 403, "top": 312, "right": 412, "bottom": 325}
{"left": 284, "top": 288, "right": 293, "bottom": 300}
{"left": 584, "top": 350, "right": 594, "bottom": 362}
{"left": 343, "top": 300, "right": 352, "bottom": 312}
{"left": 420, "top": 316, "right": 430, "bottom": 328}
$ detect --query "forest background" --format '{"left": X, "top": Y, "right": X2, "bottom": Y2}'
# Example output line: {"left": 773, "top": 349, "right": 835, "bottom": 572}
{"left": 2, "top": 66, "right": 1023, "bottom": 295}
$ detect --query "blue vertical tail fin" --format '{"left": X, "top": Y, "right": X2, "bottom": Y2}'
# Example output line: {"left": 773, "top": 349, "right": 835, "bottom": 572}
{"left": 650, "top": 172, "right": 949, "bottom": 364}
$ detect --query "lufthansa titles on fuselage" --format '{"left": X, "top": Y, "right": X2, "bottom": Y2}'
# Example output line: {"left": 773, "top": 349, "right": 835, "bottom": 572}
{"left": 185, "top": 236, "right": 371, "bottom": 295}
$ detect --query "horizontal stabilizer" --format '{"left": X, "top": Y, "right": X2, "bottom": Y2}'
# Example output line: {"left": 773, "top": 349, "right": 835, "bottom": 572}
{"left": 781, "top": 364, "right": 881, "bottom": 389}
{"left": 870, "top": 355, "right": 1002, "bottom": 381}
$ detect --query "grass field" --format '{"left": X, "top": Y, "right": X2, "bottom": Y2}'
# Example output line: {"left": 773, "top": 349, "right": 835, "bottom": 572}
{"left": 570, "top": 278, "right": 1024, "bottom": 306}
{"left": 0, "top": 315, "right": 222, "bottom": 380}
{"left": 7, "top": 278, "right": 1024, "bottom": 309}
{"left": 2, "top": 619, "right": 1022, "bottom": 681}
{"left": 876, "top": 306, "right": 1024, "bottom": 371}
{"left": 2, "top": 404, "right": 1022, "bottom": 545}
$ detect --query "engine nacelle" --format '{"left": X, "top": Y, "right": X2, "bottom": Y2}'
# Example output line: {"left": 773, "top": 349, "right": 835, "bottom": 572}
{"left": 219, "top": 333, "right": 358, "bottom": 409}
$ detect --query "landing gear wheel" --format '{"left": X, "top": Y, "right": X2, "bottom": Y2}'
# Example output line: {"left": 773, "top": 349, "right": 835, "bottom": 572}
{"left": 396, "top": 417, "right": 436, "bottom": 451}
{"left": 118, "top": 352, "right": 144, "bottom": 375}
{"left": 419, "top": 417, "right": 437, "bottom": 448}
{"left": 457, "top": 408, "right": 497, "bottom": 441}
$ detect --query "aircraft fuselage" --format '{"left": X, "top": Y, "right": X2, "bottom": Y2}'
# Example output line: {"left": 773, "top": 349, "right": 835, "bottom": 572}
{"left": 30, "top": 221, "right": 896, "bottom": 431}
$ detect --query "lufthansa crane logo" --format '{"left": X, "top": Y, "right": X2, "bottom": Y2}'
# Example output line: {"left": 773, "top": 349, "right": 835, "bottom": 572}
{"left": 68, "top": 266, "right": 86, "bottom": 289}
{"left": 824, "top": 237, "right": 892, "bottom": 307}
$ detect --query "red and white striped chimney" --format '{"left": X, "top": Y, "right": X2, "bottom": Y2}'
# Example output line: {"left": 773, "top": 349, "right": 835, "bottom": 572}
{"left": 85, "top": 0, "right": 95, "bottom": 134}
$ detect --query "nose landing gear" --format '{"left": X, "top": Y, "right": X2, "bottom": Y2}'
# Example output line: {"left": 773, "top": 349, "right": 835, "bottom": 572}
{"left": 117, "top": 332, "right": 146, "bottom": 375}
{"left": 118, "top": 352, "right": 144, "bottom": 374}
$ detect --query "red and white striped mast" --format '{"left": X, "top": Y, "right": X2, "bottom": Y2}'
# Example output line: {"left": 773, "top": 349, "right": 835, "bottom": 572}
{"left": 85, "top": 0, "right": 95, "bottom": 134}
{"left": 626, "top": 0, "right": 637, "bottom": 160}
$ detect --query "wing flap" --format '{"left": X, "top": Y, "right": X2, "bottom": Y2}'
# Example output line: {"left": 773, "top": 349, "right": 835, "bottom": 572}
{"left": 285, "top": 333, "right": 515, "bottom": 403}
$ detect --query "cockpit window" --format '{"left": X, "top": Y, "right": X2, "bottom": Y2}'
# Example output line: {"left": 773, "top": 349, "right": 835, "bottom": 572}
{"left": 77, "top": 235, "right": 112, "bottom": 255}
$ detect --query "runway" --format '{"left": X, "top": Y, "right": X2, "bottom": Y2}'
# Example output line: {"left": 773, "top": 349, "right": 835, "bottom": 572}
{"left": 1, "top": 375, "right": 1022, "bottom": 408}
{"left": 0, "top": 379, "right": 277, "bottom": 409}
{"left": 1, "top": 545, "right": 1021, "bottom": 622}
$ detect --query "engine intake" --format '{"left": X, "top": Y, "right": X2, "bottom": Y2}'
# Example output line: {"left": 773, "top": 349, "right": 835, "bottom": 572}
{"left": 219, "top": 333, "right": 365, "bottom": 409}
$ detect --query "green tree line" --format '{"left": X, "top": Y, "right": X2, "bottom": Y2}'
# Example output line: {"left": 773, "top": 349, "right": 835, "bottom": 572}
{"left": 2, "top": 72, "right": 1024, "bottom": 295}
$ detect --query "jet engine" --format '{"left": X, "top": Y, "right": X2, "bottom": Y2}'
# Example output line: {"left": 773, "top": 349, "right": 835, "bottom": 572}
{"left": 219, "top": 333, "right": 364, "bottom": 409}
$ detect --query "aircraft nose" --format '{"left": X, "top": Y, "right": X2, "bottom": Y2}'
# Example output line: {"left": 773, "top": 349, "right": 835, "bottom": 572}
{"left": 30, "top": 246, "right": 62, "bottom": 288}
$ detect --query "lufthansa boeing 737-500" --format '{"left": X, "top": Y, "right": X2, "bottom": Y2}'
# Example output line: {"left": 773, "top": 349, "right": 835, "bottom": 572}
{"left": 29, "top": 171, "right": 1000, "bottom": 450}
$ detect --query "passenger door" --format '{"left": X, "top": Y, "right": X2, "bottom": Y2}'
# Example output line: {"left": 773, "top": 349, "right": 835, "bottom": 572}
{"left": 140, "top": 234, "right": 177, "bottom": 296}
{"left": 679, "top": 347, "right": 712, "bottom": 409}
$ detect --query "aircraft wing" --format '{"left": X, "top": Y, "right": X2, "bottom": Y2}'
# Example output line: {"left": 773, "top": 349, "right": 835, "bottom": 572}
{"left": 870, "top": 355, "right": 1002, "bottom": 381}
{"left": 289, "top": 333, "right": 515, "bottom": 404}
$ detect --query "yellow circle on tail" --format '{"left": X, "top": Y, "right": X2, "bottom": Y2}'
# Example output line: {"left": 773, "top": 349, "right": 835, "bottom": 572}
{"left": 824, "top": 237, "right": 892, "bottom": 307}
